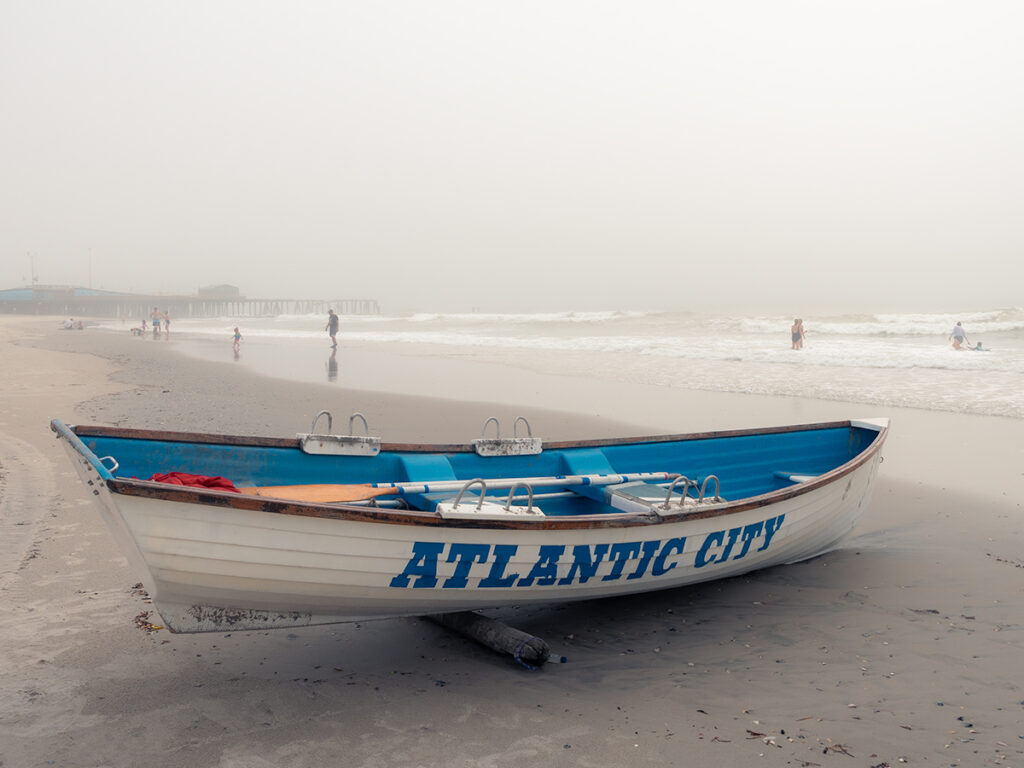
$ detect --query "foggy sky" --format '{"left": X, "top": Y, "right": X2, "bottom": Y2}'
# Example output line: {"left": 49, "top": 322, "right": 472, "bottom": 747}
{"left": 2, "top": 1, "right": 1022, "bottom": 313}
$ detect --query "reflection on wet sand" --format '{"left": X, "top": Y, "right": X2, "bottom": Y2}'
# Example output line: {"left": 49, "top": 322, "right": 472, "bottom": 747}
{"left": 326, "top": 348, "right": 338, "bottom": 381}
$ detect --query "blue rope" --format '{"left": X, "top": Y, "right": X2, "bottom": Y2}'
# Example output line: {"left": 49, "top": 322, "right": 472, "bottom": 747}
{"left": 513, "top": 640, "right": 540, "bottom": 671}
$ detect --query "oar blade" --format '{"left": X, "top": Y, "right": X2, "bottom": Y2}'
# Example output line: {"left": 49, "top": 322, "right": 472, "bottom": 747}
{"left": 239, "top": 484, "right": 398, "bottom": 503}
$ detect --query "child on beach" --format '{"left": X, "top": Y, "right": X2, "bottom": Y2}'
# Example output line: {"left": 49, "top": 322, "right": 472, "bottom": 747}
{"left": 232, "top": 327, "right": 242, "bottom": 352}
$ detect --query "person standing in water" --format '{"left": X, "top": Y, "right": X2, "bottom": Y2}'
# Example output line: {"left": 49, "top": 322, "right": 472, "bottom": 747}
{"left": 949, "top": 321, "right": 969, "bottom": 349}
{"left": 791, "top": 318, "right": 806, "bottom": 350}
{"left": 232, "top": 327, "right": 242, "bottom": 352}
{"left": 325, "top": 308, "right": 339, "bottom": 348}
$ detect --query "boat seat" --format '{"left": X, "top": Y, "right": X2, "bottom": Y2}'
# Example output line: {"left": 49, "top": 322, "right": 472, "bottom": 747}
{"left": 774, "top": 471, "right": 819, "bottom": 484}
{"left": 392, "top": 455, "right": 458, "bottom": 511}
{"left": 607, "top": 480, "right": 669, "bottom": 501}
{"left": 559, "top": 449, "right": 622, "bottom": 505}
{"left": 560, "top": 449, "right": 615, "bottom": 476}
{"left": 398, "top": 454, "right": 457, "bottom": 482}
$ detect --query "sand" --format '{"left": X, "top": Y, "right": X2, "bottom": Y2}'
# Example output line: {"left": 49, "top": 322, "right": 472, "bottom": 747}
{"left": 2, "top": 315, "right": 1023, "bottom": 768}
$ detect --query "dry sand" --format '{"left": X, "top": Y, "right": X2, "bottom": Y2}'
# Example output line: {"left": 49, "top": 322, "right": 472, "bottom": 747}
{"left": 2, "top": 316, "right": 1023, "bottom": 768}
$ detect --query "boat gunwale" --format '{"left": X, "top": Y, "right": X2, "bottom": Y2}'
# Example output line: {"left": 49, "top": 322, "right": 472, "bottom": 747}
{"left": 69, "top": 419, "right": 857, "bottom": 452}
{"left": 67, "top": 419, "right": 888, "bottom": 531}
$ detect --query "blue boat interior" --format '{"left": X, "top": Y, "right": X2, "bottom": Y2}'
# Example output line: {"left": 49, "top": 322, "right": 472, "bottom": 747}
{"left": 67, "top": 423, "right": 880, "bottom": 516}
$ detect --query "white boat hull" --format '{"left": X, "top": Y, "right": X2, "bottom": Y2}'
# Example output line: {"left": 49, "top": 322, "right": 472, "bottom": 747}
{"left": 106, "top": 453, "right": 880, "bottom": 633}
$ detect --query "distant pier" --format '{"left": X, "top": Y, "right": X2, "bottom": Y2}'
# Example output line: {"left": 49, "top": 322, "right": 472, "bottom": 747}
{"left": 0, "top": 286, "right": 380, "bottom": 319}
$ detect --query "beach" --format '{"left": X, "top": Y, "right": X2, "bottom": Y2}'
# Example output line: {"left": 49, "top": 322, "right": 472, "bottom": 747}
{"left": 2, "top": 315, "right": 1023, "bottom": 768}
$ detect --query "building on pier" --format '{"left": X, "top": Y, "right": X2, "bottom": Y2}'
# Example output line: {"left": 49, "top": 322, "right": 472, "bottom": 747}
{"left": 0, "top": 285, "right": 380, "bottom": 319}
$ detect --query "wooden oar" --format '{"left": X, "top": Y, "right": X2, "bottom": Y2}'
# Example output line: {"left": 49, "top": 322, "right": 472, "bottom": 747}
{"left": 239, "top": 484, "right": 399, "bottom": 503}
{"left": 239, "top": 471, "right": 677, "bottom": 504}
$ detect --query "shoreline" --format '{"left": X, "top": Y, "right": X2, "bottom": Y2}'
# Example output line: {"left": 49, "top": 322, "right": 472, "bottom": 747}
{"left": 100, "top": 308, "right": 1024, "bottom": 421}
{"left": 40, "top": 317, "right": 1024, "bottom": 503}
{"left": 2, "top": 315, "right": 1023, "bottom": 768}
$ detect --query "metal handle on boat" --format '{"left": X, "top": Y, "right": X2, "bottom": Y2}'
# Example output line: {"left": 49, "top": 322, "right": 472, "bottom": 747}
{"left": 481, "top": 417, "right": 500, "bottom": 439}
{"left": 662, "top": 475, "right": 693, "bottom": 509}
{"left": 311, "top": 410, "right": 333, "bottom": 435}
{"left": 698, "top": 475, "right": 721, "bottom": 503}
{"left": 98, "top": 456, "right": 119, "bottom": 474}
{"left": 349, "top": 412, "right": 369, "bottom": 436}
{"left": 452, "top": 478, "right": 487, "bottom": 511}
{"left": 505, "top": 482, "right": 535, "bottom": 512}
{"left": 513, "top": 416, "right": 533, "bottom": 438}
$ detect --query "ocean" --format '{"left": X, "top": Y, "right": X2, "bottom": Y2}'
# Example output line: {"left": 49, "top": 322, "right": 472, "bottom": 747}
{"left": 99, "top": 307, "right": 1024, "bottom": 420}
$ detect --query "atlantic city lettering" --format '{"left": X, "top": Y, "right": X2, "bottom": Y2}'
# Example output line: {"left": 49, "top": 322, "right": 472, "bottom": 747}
{"left": 389, "top": 514, "right": 785, "bottom": 589}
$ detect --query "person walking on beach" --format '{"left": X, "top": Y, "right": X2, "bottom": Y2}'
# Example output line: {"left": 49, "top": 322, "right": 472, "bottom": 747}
{"left": 162, "top": 310, "right": 170, "bottom": 336}
{"left": 325, "top": 309, "right": 339, "bottom": 348}
{"left": 232, "top": 327, "right": 242, "bottom": 353}
{"left": 791, "top": 318, "right": 806, "bottom": 350}
{"left": 949, "top": 321, "right": 969, "bottom": 350}
{"left": 151, "top": 307, "right": 162, "bottom": 338}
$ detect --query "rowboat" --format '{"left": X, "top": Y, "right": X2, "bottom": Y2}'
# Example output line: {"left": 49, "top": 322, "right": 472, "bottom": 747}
{"left": 51, "top": 415, "right": 888, "bottom": 634}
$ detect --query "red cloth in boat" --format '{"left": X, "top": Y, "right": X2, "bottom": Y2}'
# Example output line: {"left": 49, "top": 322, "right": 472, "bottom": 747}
{"left": 147, "top": 472, "right": 241, "bottom": 493}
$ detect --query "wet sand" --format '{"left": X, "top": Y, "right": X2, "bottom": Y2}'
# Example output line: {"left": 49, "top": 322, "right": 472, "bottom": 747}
{"left": 2, "top": 316, "right": 1023, "bottom": 768}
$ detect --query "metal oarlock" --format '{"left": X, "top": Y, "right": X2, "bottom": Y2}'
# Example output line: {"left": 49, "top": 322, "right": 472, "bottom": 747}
{"left": 472, "top": 416, "right": 543, "bottom": 457}
{"left": 661, "top": 475, "right": 694, "bottom": 510}
{"left": 436, "top": 478, "right": 546, "bottom": 520}
{"left": 349, "top": 412, "right": 370, "bottom": 436}
{"left": 698, "top": 475, "right": 723, "bottom": 503}
{"left": 310, "top": 410, "right": 333, "bottom": 434}
{"left": 513, "top": 416, "right": 533, "bottom": 438}
{"left": 451, "top": 479, "right": 488, "bottom": 512}
{"left": 653, "top": 474, "right": 726, "bottom": 517}
{"left": 298, "top": 410, "right": 381, "bottom": 456}
{"left": 505, "top": 482, "right": 536, "bottom": 513}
